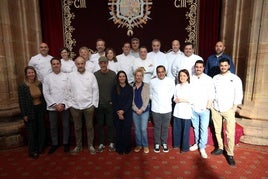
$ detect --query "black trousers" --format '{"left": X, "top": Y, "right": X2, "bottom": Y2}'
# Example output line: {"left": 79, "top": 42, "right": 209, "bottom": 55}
{"left": 26, "top": 104, "right": 46, "bottom": 155}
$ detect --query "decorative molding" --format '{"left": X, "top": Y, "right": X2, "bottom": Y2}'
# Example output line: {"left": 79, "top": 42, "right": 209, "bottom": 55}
{"left": 185, "top": 0, "right": 198, "bottom": 45}
{"left": 107, "top": 0, "right": 153, "bottom": 36}
{"left": 62, "top": 0, "right": 76, "bottom": 57}
{"left": 174, "top": 0, "right": 198, "bottom": 45}
{"left": 62, "top": 0, "right": 199, "bottom": 52}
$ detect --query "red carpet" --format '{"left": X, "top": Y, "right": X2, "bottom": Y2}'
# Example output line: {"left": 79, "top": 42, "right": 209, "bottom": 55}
{"left": 0, "top": 143, "right": 267, "bottom": 178}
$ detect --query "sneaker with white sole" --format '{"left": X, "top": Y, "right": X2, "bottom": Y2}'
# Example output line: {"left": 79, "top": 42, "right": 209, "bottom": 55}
{"left": 154, "top": 144, "right": 160, "bottom": 153}
{"left": 109, "top": 143, "right": 115, "bottom": 152}
{"left": 190, "top": 144, "right": 198, "bottom": 151}
{"left": 97, "top": 144, "right": 105, "bottom": 153}
{"left": 143, "top": 147, "right": 149, "bottom": 154}
{"left": 89, "top": 145, "right": 96, "bottom": 155}
{"left": 200, "top": 148, "right": 208, "bottom": 158}
{"left": 162, "top": 144, "right": 169, "bottom": 153}
{"left": 71, "top": 146, "right": 82, "bottom": 154}
{"left": 134, "top": 146, "right": 142, "bottom": 152}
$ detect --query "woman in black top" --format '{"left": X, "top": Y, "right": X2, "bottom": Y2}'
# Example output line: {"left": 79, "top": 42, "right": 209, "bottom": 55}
{"left": 112, "top": 71, "right": 133, "bottom": 154}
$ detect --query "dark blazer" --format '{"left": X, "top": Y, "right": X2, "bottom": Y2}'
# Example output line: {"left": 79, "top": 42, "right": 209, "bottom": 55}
{"left": 18, "top": 82, "right": 46, "bottom": 121}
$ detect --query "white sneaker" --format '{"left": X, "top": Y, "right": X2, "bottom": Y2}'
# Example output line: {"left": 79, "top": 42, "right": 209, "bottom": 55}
{"left": 71, "top": 146, "right": 82, "bottom": 154}
{"left": 97, "top": 144, "right": 105, "bottom": 152}
{"left": 200, "top": 148, "right": 208, "bottom": 159}
{"left": 162, "top": 144, "right": 169, "bottom": 153}
{"left": 89, "top": 145, "right": 96, "bottom": 155}
{"left": 109, "top": 143, "right": 115, "bottom": 152}
{"left": 189, "top": 144, "right": 198, "bottom": 151}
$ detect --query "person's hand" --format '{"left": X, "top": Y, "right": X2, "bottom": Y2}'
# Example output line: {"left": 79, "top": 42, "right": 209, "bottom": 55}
{"left": 23, "top": 116, "right": 28, "bottom": 122}
{"left": 136, "top": 109, "right": 143, "bottom": 115}
{"left": 174, "top": 98, "right": 181, "bottom": 103}
{"left": 232, "top": 105, "right": 237, "bottom": 112}
{"left": 55, "top": 104, "right": 65, "bottom": 112}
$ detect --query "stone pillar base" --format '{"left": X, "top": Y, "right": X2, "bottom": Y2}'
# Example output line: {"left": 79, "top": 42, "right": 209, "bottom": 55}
{"left": 0, "top": 119, "right": 25, "bottom": 150}
{"left": 236, "top": 118, "right": 268, "bottom": 146}
{"left": 238, "top": 101, "right": 268, "bottom": 120}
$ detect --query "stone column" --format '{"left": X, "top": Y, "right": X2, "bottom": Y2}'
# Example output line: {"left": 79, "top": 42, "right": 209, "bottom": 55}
{"left": 221, "top": 0, "right": 268, "bottom": 145}
{"left": 0, "top": 0, "right": 42, "bottom": 149}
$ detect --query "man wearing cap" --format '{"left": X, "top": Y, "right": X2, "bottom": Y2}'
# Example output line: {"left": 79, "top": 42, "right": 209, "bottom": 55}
{"left": 94, "top": 56, "right": 117, "bottom": 152}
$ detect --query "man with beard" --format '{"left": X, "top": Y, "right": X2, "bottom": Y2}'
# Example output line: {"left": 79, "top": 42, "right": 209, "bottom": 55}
{"left": 210, "top": 58, "right": 243, "bottom": 166}
{"left": 205, "top": 41, "right": 235, "bottom": 77}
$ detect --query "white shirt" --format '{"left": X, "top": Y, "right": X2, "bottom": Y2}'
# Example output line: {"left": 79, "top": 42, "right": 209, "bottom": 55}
{"left": 90, "top": 53, "right": 105, "bottom": 72}
{"left": 191, "top": 73, "right": 214, "bottom": 112}
{"left": 148, "top": 51, "right": 168, "bottom": 77}
{"left": 213, "top": 71, "right": 243, "bottom": 112}
{"left": 130, "top": 50, "right": 139, "bottom": 58}
{"left": 108, "top": 60, "right": 119, "bottom": 73}
{"left": 173, "top": 82, "right": 192, "bottom": 119}
{"left": 117, "top": 53, "right": 135, "bottom": 84}
{"left": 66, "top": 70, "right": 99, "bottom": 110}
{"left": 166, "top": 50, "right": 184, "bottom": 80}
{"left": 28, "top": 53, "right": 53, "bottom": 82}
{"left": 61, "top": 59, "right": 76, "bottom": 73}
{"left": 173, "top": 54, "right": 203, "bottom": 77}
{"left": 133, "top": 57, "right": 154, "bottom": 83}
{"left": 150, "top": 77, "right": 175, "bottom": 113}
{"left": 86, "top": 60, "right": 95, "bottom": 73}
{"left": 43, "top": 72, "right": 69, "bottom": 111}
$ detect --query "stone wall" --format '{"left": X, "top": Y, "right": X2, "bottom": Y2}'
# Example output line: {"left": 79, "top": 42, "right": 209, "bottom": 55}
{"left": 221, "top": 0, "right": 268, "bottom": 145}
{"left": 0, "top": 0, "right": 42, "bottom": 149}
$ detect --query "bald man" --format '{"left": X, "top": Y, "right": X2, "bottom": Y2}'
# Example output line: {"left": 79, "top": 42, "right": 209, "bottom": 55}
{"left": 28, "top": 43, "right": 53, "bottom": 82}
{"left": 66, "top": 57, "right": 99, "bottom": 155}
{"left": 205, "top": 41, "right": 235, "bottom": 77}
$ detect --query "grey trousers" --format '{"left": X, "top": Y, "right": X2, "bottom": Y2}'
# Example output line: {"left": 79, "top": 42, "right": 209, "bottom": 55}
{"left": 48, "top": 110, "right": 70, "bottom": 145}
{"left": 152, "top": 112, "right": 171, "bottom": 145}
{"left": 70, "top": 106, "right": 95, "bottom": 148}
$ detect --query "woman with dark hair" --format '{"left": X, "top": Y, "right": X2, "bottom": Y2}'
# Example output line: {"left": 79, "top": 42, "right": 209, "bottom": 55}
{"left": 59, "top": 47, "right": 76, "bottom": 73}
{"left": 106, "top": 47, "right": 119, "bottom": 73}
{"left": 112, "top": 71, "right": 133, "bottom": 154}
{"left": 173, "top": 69, "right": 192, "bottom": 153}
{"left": 18, "top": 66, "right": 46, "bottom": 159}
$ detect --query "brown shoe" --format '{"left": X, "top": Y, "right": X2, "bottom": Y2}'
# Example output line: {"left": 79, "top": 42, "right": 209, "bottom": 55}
{"left": 134, "top": 146, "right": 142, "bottom": 152}
{"left": 143, "top": 147, "right": 149, "bottom": 154}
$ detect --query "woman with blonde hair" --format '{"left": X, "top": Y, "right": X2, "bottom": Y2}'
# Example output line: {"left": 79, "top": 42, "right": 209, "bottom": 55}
{"left": 132, "top": 68, "right": 150, "bottom": 153}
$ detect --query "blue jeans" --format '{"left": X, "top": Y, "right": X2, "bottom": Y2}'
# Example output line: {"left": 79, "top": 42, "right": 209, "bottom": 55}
{"left": 191, "top": 109, "right": 210, "bottom": 149}
{"left": 133, "top": 111, "right": 149, "bottom": 147}
{"left": 173, "top": 117, "right": 191, "bottom": 152}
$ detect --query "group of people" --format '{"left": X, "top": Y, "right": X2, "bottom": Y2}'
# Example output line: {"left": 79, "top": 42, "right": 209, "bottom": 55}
{"left": 18, "top": 38, "right": 243, "bottom": 166}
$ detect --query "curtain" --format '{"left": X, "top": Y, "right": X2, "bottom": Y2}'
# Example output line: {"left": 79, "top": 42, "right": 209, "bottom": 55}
{"left": 39, "top": 0, "right": 63, "bottom": 58}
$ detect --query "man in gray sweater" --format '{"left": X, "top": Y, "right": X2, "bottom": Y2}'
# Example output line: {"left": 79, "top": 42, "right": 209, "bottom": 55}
{"left": 94, "top": 56, "right": 117, "bottom": 152}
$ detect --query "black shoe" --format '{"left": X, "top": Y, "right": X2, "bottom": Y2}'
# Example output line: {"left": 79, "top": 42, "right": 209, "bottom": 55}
{"left": 226, "top": 155, "right": 236, "bottom": 166}
{"left": 211, "top": 148, "right": 224, "bottom": 155}
{"left": 180, "top": 149, "right": 189, "bottom": 153}
{"left": 38, "top": 149, "right": 45, "bottom": 154}
{"left": 48, "top": 145, "right": 58, "bottom": 154}
{"left": 29, "top": 152, "right": 39, "bottom": 159}
{"left": 64, "top": 144, "right": 70, "bottom": 153}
